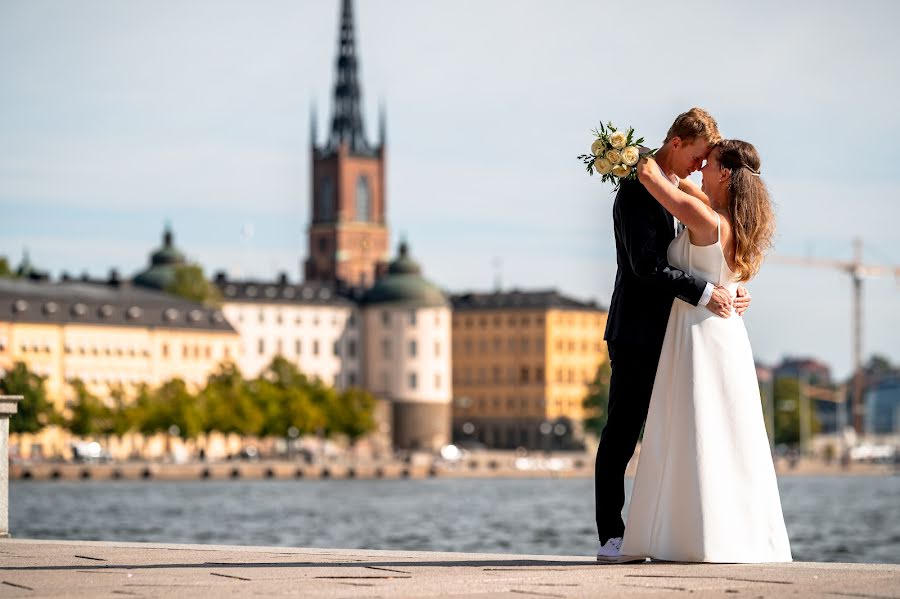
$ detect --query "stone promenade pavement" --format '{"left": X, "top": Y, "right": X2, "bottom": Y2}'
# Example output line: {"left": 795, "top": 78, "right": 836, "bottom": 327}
{"left": 0, "top": 539, "right": 898, "bottom": 598}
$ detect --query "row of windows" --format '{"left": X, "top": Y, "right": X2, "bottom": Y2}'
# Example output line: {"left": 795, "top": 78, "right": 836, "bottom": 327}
{"left": 381, "top": 339, "right": 441, "bottom": 359}
{"left": 237, "top": 310, "right": 356, "bottom": 328}
{"left": 256, "top": 338, "right": 358, "bottom": 359}
{"left": 455, "top": 366, "right": 594, "bottom": 386}
{"left": 379, "top": 372, "right": 443, "bottom": 391}
{"left": 455, "top": 337, "right": 545, "bottom": 355}
{"left": 11, "top": 342, "right": 232, "bottom": 362}
{"left": 317, "top": 175, "right": 373, "bottom": 222}
{"left": 380, "top": 310, "right": 441, "bottom": 327}
{"left": 453, "top": 337, "right": 603, "bottom": 355}
{"left": 459, "top": 396, "right": 583, "bottom": 413}
{"left": 453, "top": 313, "right": 603, "bottom": 329}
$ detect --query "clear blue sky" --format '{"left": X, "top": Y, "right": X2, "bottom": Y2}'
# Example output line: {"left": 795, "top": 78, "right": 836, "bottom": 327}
{"left": 1, "top": 0, "right": 898, "bottom": 378}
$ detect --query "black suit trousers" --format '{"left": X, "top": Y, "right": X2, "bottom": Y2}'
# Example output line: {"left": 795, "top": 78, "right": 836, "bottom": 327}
{"left": 594, "top": 340, "right": 665, "bottom": 543}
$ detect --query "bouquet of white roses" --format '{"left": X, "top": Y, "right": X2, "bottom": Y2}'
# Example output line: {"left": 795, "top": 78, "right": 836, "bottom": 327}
{"left": 577, "top": 122, "right": 653, "bottom": 188}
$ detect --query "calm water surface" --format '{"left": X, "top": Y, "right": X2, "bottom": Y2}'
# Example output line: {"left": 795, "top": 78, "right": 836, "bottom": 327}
{"left": 10, "top": 476, "right": 900, "bottom": 563}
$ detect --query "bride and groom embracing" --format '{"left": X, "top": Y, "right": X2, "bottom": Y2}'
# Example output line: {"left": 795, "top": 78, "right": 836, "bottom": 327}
{"left": 594, "top": 108, "right": 792, "bottom": 564}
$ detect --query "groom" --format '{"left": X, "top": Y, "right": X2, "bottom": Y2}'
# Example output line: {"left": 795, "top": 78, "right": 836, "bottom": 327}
{"left": 595, "top": 108, "right": 751, "bottom": 563}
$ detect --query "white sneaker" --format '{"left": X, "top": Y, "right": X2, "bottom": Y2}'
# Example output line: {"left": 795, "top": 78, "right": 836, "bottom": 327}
{"left": 596, "top": 537, "right": 645, "bottom": 564}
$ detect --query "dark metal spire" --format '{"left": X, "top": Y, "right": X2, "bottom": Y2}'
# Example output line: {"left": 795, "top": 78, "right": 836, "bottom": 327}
{"left": 328, "top": 0, "right": 370, "bottom": 153}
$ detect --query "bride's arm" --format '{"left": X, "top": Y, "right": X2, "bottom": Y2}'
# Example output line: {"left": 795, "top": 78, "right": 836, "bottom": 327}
{"left": 678, "top": 177, "right": 712, "bottom": 208}
{"left": 636, "top": 158, "right": 718, "bottom": 235}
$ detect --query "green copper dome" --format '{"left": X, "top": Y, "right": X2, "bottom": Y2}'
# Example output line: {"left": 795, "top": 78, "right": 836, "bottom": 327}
{"left": 362, "top": 242, "right": 448, "bottom": 308}
{"left": 133, "top": 225, "right": 187, "bottom": 290}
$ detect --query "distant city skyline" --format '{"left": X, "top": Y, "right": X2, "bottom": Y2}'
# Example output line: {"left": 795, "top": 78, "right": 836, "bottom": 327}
{"left": 2, "top": 0, "right": 898, "bottom": 378}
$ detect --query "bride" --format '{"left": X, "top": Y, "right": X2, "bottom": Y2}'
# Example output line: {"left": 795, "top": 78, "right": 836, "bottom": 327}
{"left": 621, "top": 140, "right": 792, "bottom": 563}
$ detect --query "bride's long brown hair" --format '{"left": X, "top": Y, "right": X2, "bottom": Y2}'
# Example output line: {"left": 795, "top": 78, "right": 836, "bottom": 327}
{"left": 716, "top": 139, "right": 775, "bottom": 282}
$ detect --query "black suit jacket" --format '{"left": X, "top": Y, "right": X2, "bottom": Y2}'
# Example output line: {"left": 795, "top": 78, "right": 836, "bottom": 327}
{"left": 603, "top": 178, "right": 706, "bottom": 349}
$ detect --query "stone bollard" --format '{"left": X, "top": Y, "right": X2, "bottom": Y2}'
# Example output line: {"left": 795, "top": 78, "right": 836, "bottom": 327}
{"left": 0, "top": 395, "right": 22, "bottom": 538}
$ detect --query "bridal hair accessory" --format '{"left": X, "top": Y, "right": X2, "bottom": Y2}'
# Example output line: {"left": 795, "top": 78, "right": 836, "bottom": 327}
{"left": 744, "top": 165, "right": 761, "bottom": 177}
{"left": 577, "top": 121, "right": 655, "bottom": 190}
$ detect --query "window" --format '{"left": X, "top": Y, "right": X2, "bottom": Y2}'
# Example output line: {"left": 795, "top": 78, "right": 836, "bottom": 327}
{"left": 333, "top": 341, "right": 340, "bottom": 357}
{"left": 536, "top": 367, "right": 544, "bottom": 383}
{"left": 348, "top": 339, "right": 357, "bottom": 358}
{"left": 520, "top": 367, "right": 530, "bottom": 384}
{"left": 319, "top": 176, "right": 334, "bottom": 220}
{"left": 434, "top": 341, "right": 440, "bottom": 356}
{"left": 381, "top": 371, "right": 390, "bottom": 390}
{"left": 258, "top": 310, "right": 265, "bottom": 324}
{"left": 295, "top": 339, "right": 302, "bottom": 355}
{"left": 464, "top": 339, "right": 473, "bottom": 353}
{"left": 409, "top": 372, "right": 418, "bottom": 390}
{"left": 478, "top": 339, "right": 487, "bottom": 354}
{"left": 276, "top": 339, "right": 283, "bottom": 355}
{"left": 348, "top": 312, "right": 356, "bottom": 327}
{"left": 492, "top": 367, "right": 501, "bottom": 383}
{"left": 493, "top": 337, "right": 501, "bottom": 351}
{"left": 312, "top": 340, "right": 319, "bottom": 356}
{"left": 382, "top": 338, "right": 392, "bottom": 359}
{"left": 409, "top": 339, "right": 417, "bottom": 358}
{"left": 356, "top": 175, "right": 370, "bottom": 221}
{"left": 162, "top": 344, "right": 169, "bottom": 358}
{"left": 276, "top": 313, "right": 283, "bottom": 325}
{"left": 348, "top": 371, "right": 357, "bottom": 386}
{"left": 258, "top": 339, "right": 265, "bottom": 355}
{"left": 382, "top": 311, "right": 391, "bottom": 326}
{"left": 435, "top": 373, "right": 441, "bottom": 389}
{"left": 409, "top": 310, "right": 417, "bottom": 326}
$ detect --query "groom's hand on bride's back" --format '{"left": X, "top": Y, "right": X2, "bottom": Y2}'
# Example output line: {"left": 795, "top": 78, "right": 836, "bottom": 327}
{"left": 733, "top": 286, "right": 751, "bottom": 316}
{"left": 705, "top": 286, "right": 733, "bottom": 318}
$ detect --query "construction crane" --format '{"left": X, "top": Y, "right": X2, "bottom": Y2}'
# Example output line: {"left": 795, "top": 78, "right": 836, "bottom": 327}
{"left": 770, "top": 239, "right": 900, "bottom": 433}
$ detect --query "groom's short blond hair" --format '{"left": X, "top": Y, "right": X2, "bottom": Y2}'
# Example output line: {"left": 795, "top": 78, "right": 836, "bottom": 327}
{"left": 665, "top": 108, "right": 721, "bottom": 145}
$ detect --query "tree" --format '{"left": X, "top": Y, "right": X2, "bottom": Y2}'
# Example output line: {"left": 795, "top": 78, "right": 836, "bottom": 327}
{"left": 0, "top": 256, "right": 14, "bottom": 278}
{"left": 1, "top": 361, "right": 58, "bottom": 434}
{"left": 773, "top": 377, "right": 821, "bottom": 446}
{"left": 154, "top": 379, "right": 204, "bottom": 440}
{"left": 65, "top": 380, "right": 110, "bottom": 439}
{"left": 200, "top": 363, "right": 263, "bottom": 437}
{"left": 582, "top": 360, "right": 612, "bottom": 438}
{"left": 165, "top": 264, "right": 222, "bottom": 306}
{"left": 329, "top": 387, "right": 376, "bottom": 443}
{"left": 254, "top": 357, "right": 324, "bottom": 439}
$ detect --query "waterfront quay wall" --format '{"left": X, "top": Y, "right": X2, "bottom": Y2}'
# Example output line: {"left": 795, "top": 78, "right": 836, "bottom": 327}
{"left": 10, "top": 452, "right": 896, "bottom": 482}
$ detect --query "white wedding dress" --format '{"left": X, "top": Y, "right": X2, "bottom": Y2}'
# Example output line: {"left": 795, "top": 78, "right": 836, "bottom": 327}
{"left": 621, "top": 216, "right": 792, "bottom": 563}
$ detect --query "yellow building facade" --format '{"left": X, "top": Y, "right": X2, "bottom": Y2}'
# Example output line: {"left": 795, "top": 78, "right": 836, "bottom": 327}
{"left": 0, "top": 277, "right": 240, "bottom": 457}
{"left": 451, "top": 290, "right": 607, "bottom": 449}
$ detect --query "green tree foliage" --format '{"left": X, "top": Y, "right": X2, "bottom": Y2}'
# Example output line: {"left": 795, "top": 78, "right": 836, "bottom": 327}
{"left": 582, "top": 360, "right": 612, "bottom": 438}
{"left": 0, "top": 256, "right": 14, "bottom": 278}
{"left": 328, "top": 387, "right": 377, "bottom": 443}
{"left": 65, "top": 380, "right": 110, "bottom": 438}
{"left": 201, "top": 363, "right": 263, "bottom": 437}
{"left": 254, "top": 357, "right": 324, "bottom": 438}
{"left": 165, "top": 264, "right": 222, "bottom": 306}
{"left": 154, "top": 379, "right": 205, "bottom": 440}
{"left": 1, "top": 361, "right": 58, "bottom": 434}
{"left": 773, "top": 377, "right": 821, "bottom": 445}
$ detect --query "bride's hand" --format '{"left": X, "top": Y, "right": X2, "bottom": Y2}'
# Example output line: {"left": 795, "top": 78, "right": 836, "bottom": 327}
{"left": 636, "top": 157, "right": 656, "bottom": 183}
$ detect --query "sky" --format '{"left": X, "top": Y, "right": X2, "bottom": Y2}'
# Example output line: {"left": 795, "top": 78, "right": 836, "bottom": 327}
{"left": 1, "top": 0, "right": 898, "bottom": 378}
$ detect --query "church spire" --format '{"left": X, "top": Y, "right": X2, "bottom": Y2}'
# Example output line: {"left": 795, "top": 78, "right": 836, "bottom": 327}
{"left": 328, "top": 0, "right": 369, "bottom": 153}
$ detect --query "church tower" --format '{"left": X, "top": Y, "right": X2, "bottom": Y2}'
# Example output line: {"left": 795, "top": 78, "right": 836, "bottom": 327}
{"left": 305, "top": 0, "right": 388, "bottom": 289}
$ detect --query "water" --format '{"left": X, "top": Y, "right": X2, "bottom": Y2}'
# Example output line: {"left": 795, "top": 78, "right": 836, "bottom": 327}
{"left": 10, "top": 476, "right": 900, "bottom": 563}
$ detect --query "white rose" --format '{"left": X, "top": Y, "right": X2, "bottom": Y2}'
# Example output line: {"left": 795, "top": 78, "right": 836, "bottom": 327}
{"left": 593, "top": 157, "right": 613, "bottom": 175}
{"left": 590, "top": 138, "right": 606, "bottom": 156}
{"left": 621, "top": 146, "right": 640, "bottom": 166}
{"left": 612, "top": 164, "right": 631, "bottom": 178}
{"left": 609, "top": 131, "right": 627, "bottom": 149}
{"left": 605, "top": 149, "right": 622, "bottom": 164}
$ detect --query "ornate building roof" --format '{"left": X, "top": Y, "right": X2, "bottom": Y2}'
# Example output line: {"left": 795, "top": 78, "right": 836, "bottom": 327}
{"left": 361, "top": 242, "right": 449, "bottom": 308}
{"left": 0, "top": 277, "right": 233, "bottom": 332}
{"left": 450, "top": 289, "right": 606, "bottom": 312}
{"left": 132, "top": 225, "right": 188, "bottom": 291}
